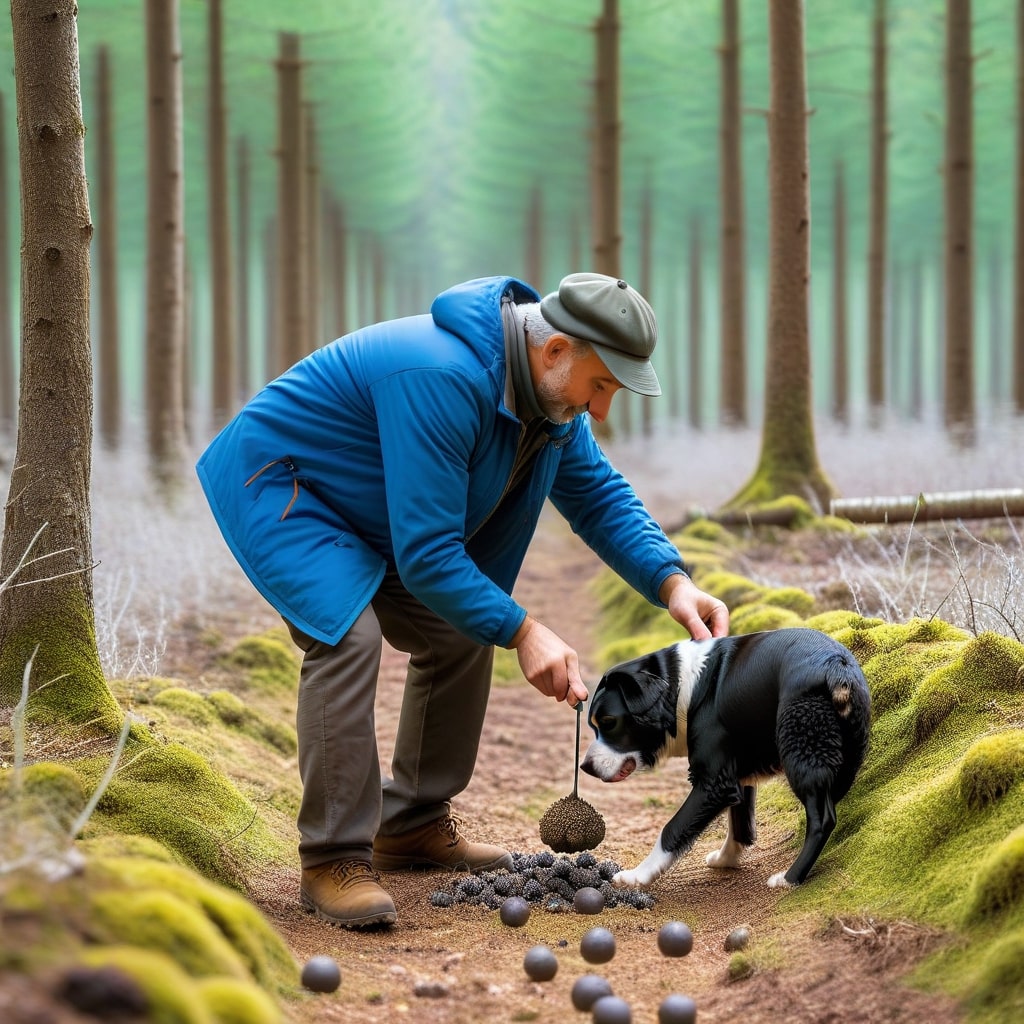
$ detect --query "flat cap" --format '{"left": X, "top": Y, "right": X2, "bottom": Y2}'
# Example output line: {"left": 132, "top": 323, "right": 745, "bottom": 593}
{"left": 540, "top": 272, "right": 660, "bottom": 396}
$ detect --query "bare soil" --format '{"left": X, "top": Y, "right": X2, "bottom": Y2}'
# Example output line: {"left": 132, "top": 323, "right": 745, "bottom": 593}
{"left": 247, "top": 507, "right": 965, "bottom": 1024}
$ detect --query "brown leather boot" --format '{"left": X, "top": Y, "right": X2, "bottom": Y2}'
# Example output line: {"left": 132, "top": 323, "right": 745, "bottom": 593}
{"left": 372, "top": 814, "right": 513, "bottom": 872}
{"left": 300, "top": 860, "right": 397, "bottom": 929}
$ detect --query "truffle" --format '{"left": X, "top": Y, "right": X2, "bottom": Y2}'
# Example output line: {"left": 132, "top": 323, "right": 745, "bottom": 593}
{"left": 538, "top": 794, "right": 606, "bottom": 853}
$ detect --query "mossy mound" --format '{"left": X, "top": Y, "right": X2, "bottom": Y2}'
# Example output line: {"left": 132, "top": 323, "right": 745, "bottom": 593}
{"left": 729, "top": 604, "right": 805, "bottom": 635}
{"left": 217, "top": 633, "right": 299, "bottom": 694}
{"left": 81, "top": 739, "right": 285, "bottom": 889}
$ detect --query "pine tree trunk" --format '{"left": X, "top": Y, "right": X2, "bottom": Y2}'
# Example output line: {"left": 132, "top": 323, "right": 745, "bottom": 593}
{"left": 725, "top": 0, "right": 834, "bottom": 513}
{"left": 275, "top": 32, "right": 308, "bottom": 374}
{"left": 867, "top": 0, "right": 889, "bottom": 426}
{"left": 145, "top": 0, "right": 188, "bottom": 491}
{"left": 638, "top": 181, "right": 653, "bottom": 437}
{"left": 208, "top": 0, "right": 236, "bottom": 429}
{"left": 688, "top": 215, "right": 703, "bottom": 430}
{"left": 1014, "top": 0, "right": 1024, "bottom": 413}
{"left": 832, "top": 160, "right": 849, "bottom": 426}
{"left": 0, "top": 0, "right": 120, "bottom": 728}
{"left": 0, "top": 90, "right": 13, "bottom": 434}
{"left": 235, "top": 134, "right": 251, "bottom": 397}
{"left": 943, "top": 0, "right": 976, "bottom": 445}
{"left": 718, "top": 0, "right": 747, "bottom": 428}
{"left": 95, "top": 45, "right": 120, "bottom": 451}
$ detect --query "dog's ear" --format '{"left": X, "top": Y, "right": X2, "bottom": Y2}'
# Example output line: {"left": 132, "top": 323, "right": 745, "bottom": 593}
{"left": 618, "top": 669, "right": 673, "bottom": 730}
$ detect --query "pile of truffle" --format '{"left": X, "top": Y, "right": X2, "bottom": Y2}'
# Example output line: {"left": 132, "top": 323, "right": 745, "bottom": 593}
{"left": 428, "top": 851, "right": 656, "bottom": 912}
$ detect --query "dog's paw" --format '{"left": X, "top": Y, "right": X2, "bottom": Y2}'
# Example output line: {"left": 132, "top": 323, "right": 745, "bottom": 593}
{"left": 767, "top": 871, "right": 794, "bottom": 889}
{"left": 611, "top": 869, "right": 645, "bottom": 889}
{"left": 705, "top": 848, "right": 742, "bottom": 869}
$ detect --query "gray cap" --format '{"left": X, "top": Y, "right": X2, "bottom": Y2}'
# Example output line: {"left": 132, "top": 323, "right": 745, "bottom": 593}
{"left": 540, "top": 272, "right": 661, "bottom": 396}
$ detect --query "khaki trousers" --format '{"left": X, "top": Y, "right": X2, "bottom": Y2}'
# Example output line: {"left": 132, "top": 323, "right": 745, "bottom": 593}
{"left": 286, "top": 572, "right": 495, "bottom": 869}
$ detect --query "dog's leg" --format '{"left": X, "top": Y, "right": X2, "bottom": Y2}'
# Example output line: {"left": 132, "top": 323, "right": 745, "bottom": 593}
{"left": 614, "top": 776, "right": 738, "bottom": 888}
{"left": 706, "top": 784, "right": 756, "bottom": 869}
{"left": 767, "top": 788, "right": 836, "bottom": 887}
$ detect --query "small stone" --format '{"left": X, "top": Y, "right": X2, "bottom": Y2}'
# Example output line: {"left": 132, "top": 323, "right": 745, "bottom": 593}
{"left": 571, "top": 974, "right": 614, "bottom": 1012}
{"left": 724, "top": 926, "right": 750, "bottom": 952}
{"left": 592, "top": 993, "right": 632, "bottom": 1023}
{"left": 580, "top": 926, "right": 616, "bottom": 964}
{"left": 499, "top": 895, "right": 531, "bottom": 927}
{"left": 413, "top": 980, "right": 449, "bottom": 998}
{"left": 523, "top": 944, "right": 558, "bottom": 982}
{"left": 657, "top": 921, "right": 694, "bottom": 957}
{"left": 658, "top": 993, "right": 698, "bottom": 1024}
{"left": 573, "top": 886, "right": 605, "bottom": 915}
{"left": 300, "top": 955, "right": 342, "bottom": 993}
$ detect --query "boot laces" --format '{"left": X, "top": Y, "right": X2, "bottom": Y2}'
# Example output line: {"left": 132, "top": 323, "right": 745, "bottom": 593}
{"left": 437, "top": 814, "right": 465, "bottom": 848}
{"left": 330, "top": 860, "right": 378, "bottom": 885}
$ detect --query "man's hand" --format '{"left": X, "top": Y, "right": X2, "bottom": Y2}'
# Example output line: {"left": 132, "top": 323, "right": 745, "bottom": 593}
{"left": 507, "top": 616, "right": 589, "bottom": 707}
{"left": 659, "top": 573, "right": 730, "bottom": 640}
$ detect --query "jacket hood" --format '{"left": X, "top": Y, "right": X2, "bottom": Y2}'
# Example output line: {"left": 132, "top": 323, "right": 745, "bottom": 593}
{"left": 430, "top": 276, "right": 540, "bottom": 354}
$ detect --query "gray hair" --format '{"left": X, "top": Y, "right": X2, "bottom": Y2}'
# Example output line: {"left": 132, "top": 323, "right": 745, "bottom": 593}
{"left": 516, "top": 302, "right": 592, "bottom": 357}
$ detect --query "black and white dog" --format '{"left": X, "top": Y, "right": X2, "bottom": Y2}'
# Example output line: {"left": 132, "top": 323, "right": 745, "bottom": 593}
{"left": 581, "top": 627, "right": 871, "bottom": 889}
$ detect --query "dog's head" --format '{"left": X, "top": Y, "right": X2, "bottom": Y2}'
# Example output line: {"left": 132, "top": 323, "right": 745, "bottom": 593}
{"left": 580, "top": 652, "right": 679, "bottom": 784}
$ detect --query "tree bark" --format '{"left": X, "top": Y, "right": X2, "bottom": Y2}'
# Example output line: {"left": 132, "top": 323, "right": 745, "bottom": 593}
{"left": 275, "top": 32, "right": 308, "bottom": 374}
{"left": 725, "top": 0, "right": 834, "bottom": 513}
{"left": 1014, "top": 0, "right": 1024, "bottom": 413}
{"left": 0, "top": 0, "right": 120, "bottom": 728}
{"left": 867, "top": 0, "right": 889, "bottom": 426}
{"left": 144, "top": 0, "right": 188, "bottom": 491}
{"left": 718, "top": 0, "right": 747, "bottom": 428}
{"left": 832, "top": 160, "right": 849, "bottom": 426}
{"left": 235, "top": 134, "right": 251, "bottom": 398}
{"left": 687, "top": 215, "right": 703, "bottom": 430}
{"left": 95, "top": 45, "right": 120, "bottom": 451}
{"left": 0, "top": 90, "right": 14, "bottom": 434}
{"left": 638, "top": 180, "right": 654, "bottom": 437}
{"left": 207, "top": 0, "right": 236, "bottom": 429}
{"left": 943, "top": 0, "right": 975, "bottom": 445}
{"left": 832, "top": 489, "right": 1024, "bottom": 524}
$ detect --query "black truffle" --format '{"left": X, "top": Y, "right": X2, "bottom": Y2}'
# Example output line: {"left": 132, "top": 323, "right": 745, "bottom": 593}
{"left": 538, "top": 795, "right": 606, "bottom": 853}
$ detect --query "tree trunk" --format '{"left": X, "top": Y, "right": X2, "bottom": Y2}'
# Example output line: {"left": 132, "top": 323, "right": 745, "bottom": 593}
{"left": 525, "top": 183, "right": 543, "bottom": 292}
{"left": 0, "top": 91, "right": 14, "bottom": 434}
{"left": 718, "top": 0, "right": 747, "bottom": 428}
{"left": 275, "top": 32, "right": 308, "bottom": 374}
{"left": 832, "top": 159, "right": 849, "bottom": 426}
{"left": 908, "top": 258, "right": 924, "bottom": 419}
{"left": 593, "top": 0, "right": 620, "bottom": 278}
{"left": 305, "top": 103, "right": 322, "bottom": 348}
{"left": 207, "top": 0, "right": 236, "bottom": 429}
{"left": 0, "top": 0, "right": 120, "bottom": 729}
{"left": 330, "top": 196, "right": 348, "bottom": 339}
{"left": 725, "top": 0, "right": 834, "bottom": 513}
{"left": 943, "top": 0, "right": 975, "bottom": 445}
{"left": 95, "top": 45, "right": 120, "bottom": 451}
{"left": 866, "top": 0, "right": 889, "bottom": 426}
{"left": 832, "top": 488, "right": 1024, "bottom": 524}
{"left": 1014, "top": 0, "right": 1024, "bottom": 414}
{"left": 638, "top": 180, "right": 654, "bottom": 437}
{"left": 687, "top": 215, "right": 703, "bottom": 430}
{"left": 235, "top": 134, "right": 251, "bottom": 398}
{"left": 144, "top": 0, "right": 188, "bottom": 491}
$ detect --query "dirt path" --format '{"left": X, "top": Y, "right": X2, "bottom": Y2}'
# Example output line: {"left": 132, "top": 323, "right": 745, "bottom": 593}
{"left": 247, "top": 507, "right": 964, "bottom": 1024}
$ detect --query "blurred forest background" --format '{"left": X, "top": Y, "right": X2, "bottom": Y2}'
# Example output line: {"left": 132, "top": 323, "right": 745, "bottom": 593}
{"left": 0, "top": 0, "right": 1020, "bottom": 443}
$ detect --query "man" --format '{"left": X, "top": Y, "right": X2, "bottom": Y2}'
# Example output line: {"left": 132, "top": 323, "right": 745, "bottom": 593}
{"left": 197, "top": 272, "right": 729, "bottom": 930}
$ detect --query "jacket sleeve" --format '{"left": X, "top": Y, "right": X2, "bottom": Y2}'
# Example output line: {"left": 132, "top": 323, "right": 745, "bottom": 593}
{"left": 547, "top": 418, "right": 688, "bottom": 606}
{"left": 370, "top": 366, "right": 528, "bottom": 647}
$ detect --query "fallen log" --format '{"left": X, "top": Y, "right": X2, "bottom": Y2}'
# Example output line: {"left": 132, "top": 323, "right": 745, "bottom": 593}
{"left": 830, "top": 488, "right": 1024, "bottom": 524}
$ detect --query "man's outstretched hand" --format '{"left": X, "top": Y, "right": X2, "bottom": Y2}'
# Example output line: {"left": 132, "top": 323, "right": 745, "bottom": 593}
{"left": 659, "top": 572, "right": 730, "bottom": 640}
{"left": 507, "top": 616, "right": 589, "bottom": 708}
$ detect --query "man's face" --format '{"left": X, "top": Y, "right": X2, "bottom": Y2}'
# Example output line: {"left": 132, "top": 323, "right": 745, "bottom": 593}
{"left": 536, "top": 343, "right": 622, "bottom": 424}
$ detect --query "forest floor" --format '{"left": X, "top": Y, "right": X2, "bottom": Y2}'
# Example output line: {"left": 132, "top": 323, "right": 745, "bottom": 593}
{"left": 241, "top": 503, "right": 968, "bottom": 1024}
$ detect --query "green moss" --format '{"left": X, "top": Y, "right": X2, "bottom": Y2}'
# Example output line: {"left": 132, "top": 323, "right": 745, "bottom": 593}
{"left": 218, "top": 634, "right": 299, "bottom": 695}
{"left": 803, "top": 609, "right": 876, "bottom": 636}
{"left": 730, "top": 605, "right": 806, "bottom": 635}
{"left": 762, "top": 587, "right": 816, "bottom": 616}
{"left": 78, "top": 946, "right": 216, "bottom": 1024}
{"left": 90, "top": 856, "right": 297, "bottom": 990}
{"left": 958, "top": 732, "right": 1024, "bottom": 812}
{"left": 89, "top": 889, "right": 252, "bottom": 980}
{"left": 961, "top": 925, "right": 1024, "bottom": 1021}
{"left": 0, "top": 761, "right": 88, "bottom": 825}
{"left": 596, "top": 629, "right": 682, "bottom": 669}
{"left": 678, "top": 518, "right": 732, "bottom": 545}
{"left": 206, "top": 689, "right": 247, "bottom": 725}
{"left": 964, "top": 827, "right": 1024, "bottom": 923}
{"left": 154, "top": 687, "right": 219, "bottom": 726}
{"left": 697, "top": 569, "right": 766, "bottom": 609}
{"left": 83, "top": 739, "right": 285, "bottom": 888}
{"left": 203, "top": 689, "right": 297, "bottom": 756}
{"left": 197, "top": 977, "right": 283, "bottom": 1024}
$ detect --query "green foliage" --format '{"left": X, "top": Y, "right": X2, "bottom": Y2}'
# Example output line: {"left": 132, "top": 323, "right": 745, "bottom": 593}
{"left": 217, "top": 635, "right": 299, "bottom": 695}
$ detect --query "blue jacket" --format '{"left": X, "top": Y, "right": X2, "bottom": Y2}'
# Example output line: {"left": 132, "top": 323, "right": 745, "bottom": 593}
{"left": 196, "top": 276, "right": 686, "bottom": 647}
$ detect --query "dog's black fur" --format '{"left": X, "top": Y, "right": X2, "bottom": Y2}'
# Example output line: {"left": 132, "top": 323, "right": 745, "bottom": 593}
{"left": 580, "top": 627, "right": 871, "bottom": 889}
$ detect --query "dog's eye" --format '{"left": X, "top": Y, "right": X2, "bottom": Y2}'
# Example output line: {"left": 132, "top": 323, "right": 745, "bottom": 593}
{"left": 598, "top": 716, "right": 619, "bottom": 733}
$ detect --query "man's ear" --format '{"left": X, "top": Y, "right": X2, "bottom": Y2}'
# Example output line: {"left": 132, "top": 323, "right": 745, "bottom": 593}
{"left": 541, "top": 333, "right": 570, "bottom": 369}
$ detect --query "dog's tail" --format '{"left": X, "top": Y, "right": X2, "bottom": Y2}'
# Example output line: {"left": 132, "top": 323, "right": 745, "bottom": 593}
{"left": 823, "top": 654, "right": 857, "bottom": 718}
